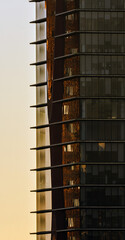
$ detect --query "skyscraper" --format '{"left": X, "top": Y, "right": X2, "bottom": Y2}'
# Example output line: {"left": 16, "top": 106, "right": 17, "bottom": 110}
{"left": 30, "top": 1, "right": 125, "bottom": 240}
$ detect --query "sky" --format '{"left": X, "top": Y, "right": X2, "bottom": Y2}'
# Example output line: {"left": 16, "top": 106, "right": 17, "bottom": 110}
{"left": 0, "top": 1, "right": 36, "bottom": 239}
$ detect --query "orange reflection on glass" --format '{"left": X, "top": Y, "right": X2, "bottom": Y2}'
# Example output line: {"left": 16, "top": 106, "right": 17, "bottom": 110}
{"left": 98, "top": 142, "right": 105, "bottom": 151}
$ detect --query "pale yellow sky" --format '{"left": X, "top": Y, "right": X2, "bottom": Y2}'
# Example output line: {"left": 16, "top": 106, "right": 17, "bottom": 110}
{"left": 0, "top": 1, "right": 37, "bottom": 239}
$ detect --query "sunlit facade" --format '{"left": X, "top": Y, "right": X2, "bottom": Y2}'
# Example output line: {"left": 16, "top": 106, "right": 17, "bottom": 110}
{"left": 30, "top": 0, "right": 125, "bottom": 240}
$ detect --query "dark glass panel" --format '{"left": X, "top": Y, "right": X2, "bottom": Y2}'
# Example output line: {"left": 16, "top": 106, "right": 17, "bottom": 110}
{"left": 98, "top": 12, "right": 104, "bottom": 31}
{"left": 99, "top": 34, "right": 104, "bottom": 52}
{"left": 86, "top": 56, "right": 91, "bottom": 74}
{"left": 117, "top": 0, "right": 124, "bottom": 9}
{"left": 81, "top": 121, "right": 125, "bottom": 141}
{"left": 112, "top": 0, "right": 118, "bottom": 9}
{"left": 80, "top": 12, "right": 86, "bottom": 30}
{"left": 99, "top": 0, "right": 105, "bottom": 8}
{"left": 105, "top": 12, "right": 111, "bottom": 31}
{"left": 80, "top": 143, "right": 125, "bottom": 162}
{"left": 80, "top": 187, "right": 125, "bottom": 206}
{"left": 79, "top": 33, "right": 125, "bottom": 53}
{"left": 105, "top": 0, "right": 111, "bottom": 8}
{"left": 118, "top": 12, "right": 124, "bottom": 31}
{"left": 92, "top": 12, "right": 98, "bottom": 31}
{"left": 81, "top": 165, "right": 125, "bottom": 184}
{"left": 118, "top": 143, "right": 125, "bottom": 162}
{"left": 80, "top": 231, "right": 125, "bottom": 240}
{"left": 117, "top": 78, "right": 125, "bottom": 97}
{"left": 80, "top": 0, "right": 85, "bottom": 8}
{"left": 85, "top": 78, "right": 92, "bottom": 96}
{"left": 91, "top": 0, "right": 98, "bottom": 8}
{"left": 80, "top": 12, "right": 125, "bottom": 31}
{"left": 86, "top": 34, "right": 91, "bottom": 53}
{"left": 80, "top": 100, "right": 125, "bottom": 119}
{"left": 92, "top": 56, "right": 98, "bottom": 74}
{"left": 118, "top": 101, "right": 125, "bottom": 118}
{"left": 112, "top": 78, "right": 118, "bottom": 96}
{"left": 81, "top": 209, "right": 125, "bottom": 228}
{"left": 80, "top": 77, "right": 85, "bottom": 96}
{"left": 80, "top": 34, "right": 86, "bottom": 52}
{"left": 80, "top": 56, "right": 125, "bottom": 75}
{"left": 105, "top": 34, "right": 111, "bottom": 53}
{"left": 79, "top": 77, "right": 124, "bottom": 97}
{"left": 111, "top": 12, "right": 117, "bottom": 31}
{"left": 80, "top": 0, "right": 125, "bottom": 9}
{"left": 118, "top": 56, "right": 123, "bottom": 74}
{"left": 86, "top": 12, "right": 91, "bottom": 31}
{"left": 80, "top": 55, "right": 85, "bottom": 74}
{"left": 85, "top": 0, "right": 91, "bottom": 8}
{"left": 92, "top": 78, "right": 98, "bottom": 96}
{"left": 118, "top": 34, "right": 123, "bottom": 53}
{"left": 112, "top": 56, "right": 117, "bottom": 74}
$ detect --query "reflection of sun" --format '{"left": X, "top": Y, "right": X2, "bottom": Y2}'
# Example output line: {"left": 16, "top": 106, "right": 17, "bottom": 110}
{"left": 98, "top": 142, "right": 105, "bottom": 151}
{"left": 81, "top": 165, "right": 86, "bottom": 173}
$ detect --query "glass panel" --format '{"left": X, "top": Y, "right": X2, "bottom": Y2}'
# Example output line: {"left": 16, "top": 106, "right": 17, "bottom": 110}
{"left": 81, "top": 165, "right": 125, "bottom": 184}
{"left": 81, "top": 187, "right": 125, "bottom": 206}
{"left": 80, "top": 143, "right": 125, "bottom": 162}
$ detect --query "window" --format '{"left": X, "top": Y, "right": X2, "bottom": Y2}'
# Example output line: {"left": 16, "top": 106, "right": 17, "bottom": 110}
{"left": 105, "top": 78, "right": 111, "bottom": 95}
{"left": 67, "top": 144, "right": 73, "bottom": 152}
{"left": 66, "top": 86, "right": 73, "bottom": 96}
{"left": 65, "top": 67, "right": 72, "bottom": 76}
{"left": 64, "top": 144, "right": 73, "bottom": 152}
{"left": 71, "top": 48, "right": 78, "bottom": 54}
{"left": 66, "top": 30, "right": 72, "bottom": 38}
{"left": 98, "top": 143, "right": 105, "bottom": 151}
{"left": 66, "top": 14, "right": 74, "bottom": 21}
{"left": 64, "top": 146, "right": 67, "bottom": 152}
{"left": 112, "top": 101, "right": 117, "bottom": 119}
{"left": 70, "top": 123, "right": 74, "bottom": 133}
{"left": 64, "top": 105, "right": 69, "bottom": 115}
{"left": 68, "top": 218, "right": 74, "bottom": 227}
{"left": 80, "top": 0, "right": 85, "bottom": 8}
{"left": 82, "top": 100, "right": 85, "bottom": 118}
{"left": 66, "top": 123, "right": 75, "bottom": 133}
{"left": 69, "top": 180, "right": 74, "bottom": 185}
{"left": 81, "top": 165, "right": 86, "bottom": 173}
{"left": 71, "top": 165, "right": 75, "bottom": 170}
{"left": 74, "top": 199, "right": 79, "bottom": 206}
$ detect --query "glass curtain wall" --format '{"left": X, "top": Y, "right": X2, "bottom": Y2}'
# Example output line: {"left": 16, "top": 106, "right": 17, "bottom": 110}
{"left": 79, "top": 0, "right": 125, "bottom": 239}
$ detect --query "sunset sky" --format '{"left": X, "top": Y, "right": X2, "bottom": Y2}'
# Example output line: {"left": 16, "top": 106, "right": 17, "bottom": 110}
{"left": 0, "top": 1, "right": 36, "bottom": 239}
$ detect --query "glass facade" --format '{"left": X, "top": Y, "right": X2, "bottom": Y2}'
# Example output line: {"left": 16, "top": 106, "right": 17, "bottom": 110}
{"left": 30, "top": 0, "right": 125, "bottom": 240}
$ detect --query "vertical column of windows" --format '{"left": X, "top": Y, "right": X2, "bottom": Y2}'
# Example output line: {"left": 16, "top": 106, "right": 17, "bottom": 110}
{"left": 62, "top": 1, "right": 80, "bottom": 240}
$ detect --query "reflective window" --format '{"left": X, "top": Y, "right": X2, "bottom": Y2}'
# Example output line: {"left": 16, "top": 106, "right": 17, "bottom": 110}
{"left": 80, "top": 0, "right": 125, "bottom": 9}
{"left": 74, "top": 198, "right": 79, "bottom": 206}
{"left": 80, "top": 12, "right": 125, "bottom": 31}
{"left": 80, "top": 100, "right": 125, "bottom": 119}
{"left": 80, "top": 187, "right": 125, "bottom": 206}
{"left": 80, "top": 143, "right": 125, "bottom": 162}
{"left": 64, "top": 105, "right": 69, "bottom": 115}
{"left": 80, "top": 77, "right": 125, "bottom": 97}
{"left": 80, "top": 121, "right": 125, "bottom": 140}
{"left": 66, "top": 86, "right": 73, "bottom": 96}
{"left": 68, "top": 218, "right": 74, "bottom": 227}
{"left": 81, "top": 165, "right": 125, "bottom": 184}
{"left": 81, "top": 209, "right": 125, "bottom": 228}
